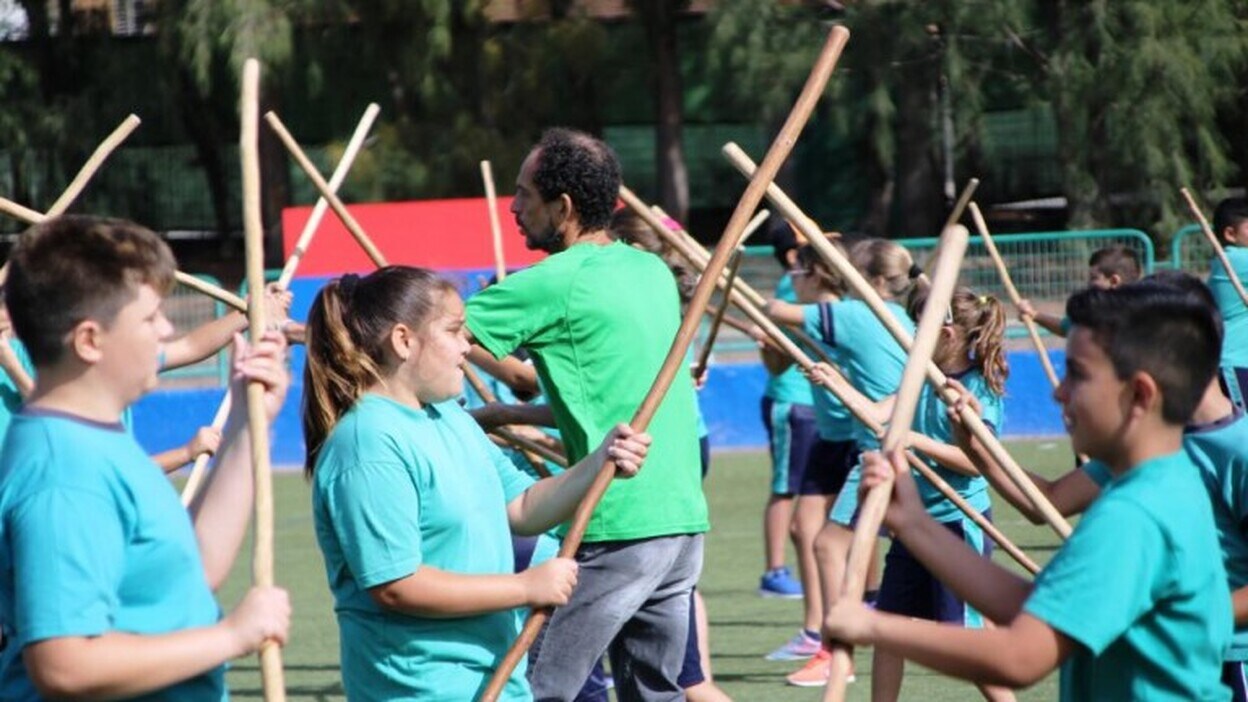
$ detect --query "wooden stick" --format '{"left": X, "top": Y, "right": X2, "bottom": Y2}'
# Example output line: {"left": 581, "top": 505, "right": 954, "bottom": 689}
{"left": 969, "top": 202, "right": 1061, "bottom": 389}
{"left": 184, "top": 105, "right": 380, "bottom": 505}
{"left": 481, "top": 160, "right": 507, "bottom": 282}
{"left": 46, "top": 114, "right": 143, "bottom": 216}
{"left": 1182, "top": 187, "right": 1248, "bottom": 308}
{"left": 725, "top": 144, "right": 1072, "bottom": 539}
{"left": 241, "top": 58, "right": 286, "bottom": 702}
{"left": 825, "top": 225, "right": 969, "bottom": 702}
{"left": 491, "top": 427, "right": 567, "bottom": 470}
{"left": 264, "top": 112, "right": 388, "bottom": 268}
{"left": 278, "top": 104, "right": 380, "bottom": 289}
{"left": 180, "top": 393, "right": 233, "bottom": 506}
{"left": 620, "top": 187, "right": 832, "bottom": 361}
{"left": 0, "top": 197, "right": 47, "bottom": 224}
{"left": 464, "top": 364, "right": 558, "bottom": 477}
{"left": 693, "top": 248, "right": 743, "bottom": 379}
{"left": 480, "top": 24, "right": 852, "bottom": 702}
{"left": 647, "top": 201, "right": 771, "bottom": 309}
{"left": 174, "top": 271, "right": 248, "bottom": 312}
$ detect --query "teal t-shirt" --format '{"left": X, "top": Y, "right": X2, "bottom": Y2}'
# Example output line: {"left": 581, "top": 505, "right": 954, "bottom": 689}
{"left": 1185, "top": 409, "right": 1248, "bottom": 661}
{"left": 807, "top": 299, "right": 914, "bottom": 449}
{"left": 465, "top": 241, "right": 708, "bottom": 542}
{"left": 0, "top": 410, "right": 224, "bottom": 701}
{"left": 1211, "top": 246, "right": 1248, "bottom": 368}
{"left": 765, "top": 275, "right": 814, "bottom": 405}
{"left": 1025, "top": 452, "right": 1231, "bottom": 701}
{"left": 912, "top": 369, "right": 1003, "bottom": 522}
{"left": 312, "top": 395, "right": 536, "bottom": 702}
{"left": 798, "top": 304, "right": 854, "bottom": 441}
{"left": 0, "top": 339, "right": 33, "bottom": 444}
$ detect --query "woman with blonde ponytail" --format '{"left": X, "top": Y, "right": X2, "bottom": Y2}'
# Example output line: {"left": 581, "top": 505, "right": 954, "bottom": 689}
{"left": 303, "top": 266, "right": 652, "bottom": 702}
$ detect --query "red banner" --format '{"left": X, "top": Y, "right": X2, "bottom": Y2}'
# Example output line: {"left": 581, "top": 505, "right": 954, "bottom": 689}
{"left": 281, "top": 196, "right": 547, "bottom": 275}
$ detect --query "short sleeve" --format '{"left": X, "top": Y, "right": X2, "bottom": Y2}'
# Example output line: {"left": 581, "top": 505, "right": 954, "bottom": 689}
{"left": 465, "top": 266, "right": 564, "bottom": 360}
{"left": 1025, "top": 501, "right": 1166, "bottom": 654}
{"left": 12, "top": 488, "right": 126, "bottom": 646}
{"left": 323, "top": 461, "right": 425, "bottom": 590}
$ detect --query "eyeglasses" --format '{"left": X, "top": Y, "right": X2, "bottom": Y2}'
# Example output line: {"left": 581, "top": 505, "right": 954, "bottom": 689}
{"left": 789, "top": 268, "right": 815, "bottom": 278}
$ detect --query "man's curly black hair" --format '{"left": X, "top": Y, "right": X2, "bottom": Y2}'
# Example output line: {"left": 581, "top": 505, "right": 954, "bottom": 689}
{"left": 532, "top": 128, "right": 622, "bottom": 232}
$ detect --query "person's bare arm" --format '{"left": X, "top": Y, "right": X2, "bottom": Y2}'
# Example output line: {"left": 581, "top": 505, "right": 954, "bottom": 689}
{"left": 1017, "top": 299, "right": 1066, "bottom": 338}
{"left": 469, "top": 402, "right": 556, "bottom": 430}
{"left": 825, "top": 602, "right": 1072, "bottom": 688}
{"left": 0, "top": 340, "right": 34, "bottom": 398}
{"left": 466, "top": 346, "right": 540, "bottom": 399}
{"left": 22, "top": 587, "right": 289, "bottom": 700}
{"left": 765, "top": 299, "right": 804, "bottom": 327}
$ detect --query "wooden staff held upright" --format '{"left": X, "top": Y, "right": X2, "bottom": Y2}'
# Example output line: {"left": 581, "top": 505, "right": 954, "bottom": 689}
{"left": 240, "top": 58, "right": 286, "bottom": 702}
{"left": 1182, "top": 187, "right": 1248, "bottom": 308}
{"left": 479, "top": 23, "right": 852, "bottom": 702}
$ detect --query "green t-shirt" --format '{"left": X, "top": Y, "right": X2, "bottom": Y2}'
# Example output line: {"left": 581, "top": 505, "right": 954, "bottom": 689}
{"left": 765, "top": 275, "right": 814, "bottom": 405}
{"left": 1025, "top": 451, "right": 1231, "bottom": 701}
{"left": 1211, "top": 247, "right": 1248, "bottom": 368}
{"left": 312, "top": 395, "right": 537, "bottom": 702}
{"left": 912, "top": 369, "right": 1002, "bottom": 522}
{"left": 466, "top": 241, "right": 708, "bottom": 541}
{"left": 808, "top": 299, "right": 914, "bottom": 449}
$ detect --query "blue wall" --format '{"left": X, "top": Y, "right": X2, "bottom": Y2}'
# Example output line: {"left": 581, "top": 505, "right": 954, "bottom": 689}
{"left": 133, "top": 348, "right": 1068, "bottom": 466}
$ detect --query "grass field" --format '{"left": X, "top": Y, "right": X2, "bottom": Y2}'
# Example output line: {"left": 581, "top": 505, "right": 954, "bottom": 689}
{"left": 214, "top": 438, "right": 1075, "bottom": 700}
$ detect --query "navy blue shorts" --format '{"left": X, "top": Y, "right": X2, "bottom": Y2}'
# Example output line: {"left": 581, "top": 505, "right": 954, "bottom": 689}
{"left": 875, "top": 512, "right": 993, "bottom": 626}
{"left": 801, "top": 439, "right": 857, "bottom": 496}
{"left": 677, "top": 588, "right": 705, "bottom": 688}
{"left": 1222, "top": 366, "right": 1248, "bottom": 412}
{"left": 761, "top": 398, "right": 818, "bottom": 495}
{"left": 1225, "top": 661, "right": 1248, "bottom": 702}
{"left": 699, "top": 435, "right": 710, "bottom": 480}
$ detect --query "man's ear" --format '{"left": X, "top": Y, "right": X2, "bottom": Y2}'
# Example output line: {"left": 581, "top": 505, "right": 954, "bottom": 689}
{"left": 1107, "top": 273, "right": 1123, "bottom": 288}
{"left": 70, "top": 320, "right": 104, "bottom": 364}
{"left": 554, "top": 193, "right": 576, "bottom": 228}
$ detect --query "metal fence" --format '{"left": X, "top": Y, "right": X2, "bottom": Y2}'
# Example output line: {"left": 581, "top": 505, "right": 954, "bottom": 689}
{"left": 1169, "top": 224, "right": 1213, "bottom": 275}
{"left": 163, "top": 274, "right": 229, "bottom": 386}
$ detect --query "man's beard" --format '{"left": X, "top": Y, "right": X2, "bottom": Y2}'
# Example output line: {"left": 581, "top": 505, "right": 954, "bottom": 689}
{"left": 524, "top": 222, "right": 564, "bottom": 254}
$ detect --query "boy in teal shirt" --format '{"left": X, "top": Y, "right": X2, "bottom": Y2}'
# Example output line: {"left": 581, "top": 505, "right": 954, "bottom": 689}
{"left": 824, "top": 282, "right": 1231, "bottom": 700}
{"left": 0, "top": 216, "right": 291, "bottom": 701}
{"left": 1211, "top": 197, "right": 1248, "bottom": 410}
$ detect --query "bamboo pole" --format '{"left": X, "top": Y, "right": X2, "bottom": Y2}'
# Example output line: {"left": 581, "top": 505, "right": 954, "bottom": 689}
{"left": 620, "top": 187, "right": 831, "bottom": 363}
{"left": 46, "top": 114, "right": 143, "bottom": 216}
{"left": 174, "top": 271, "right": 248, "bottom": 312}
{"left": 481, "top": 160, "right": 507, "bottom": 282}
{"left": 480, "top": 24, "right": 852, "bottom": 702}
{"left": 180, "top": 393, "right": 233, "bottom": 506}
{"left": 824, "top": 225, "right": 969, "bottom": 701}
{"left": 241, "top": 58, "right": 286, "bottom": 702}
{"left": 264, "top": 112, "right": 388, "bottom": 267}
{"left": 969, "top": 202, "right": 1061, "bottom": 389}
{"left": 724, "top": 142, "right": 1073, "bottom": 540}
{"left": 652, "top": 203, "right": 772, "bottom": 309}
{"left": 693, "top": 249, "right": 743, "bottom": 379}
{"left": 0, "top": 197, "right": 47, "bottom": 225}
{"left": 1181, "top": 187, "right": 1248, "bottom": 308}
{"left": 278, "top": 104, "right": 381, "bottom": 289}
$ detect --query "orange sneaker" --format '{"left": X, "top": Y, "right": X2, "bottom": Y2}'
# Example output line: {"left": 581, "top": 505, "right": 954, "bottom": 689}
{"left": 785, "top": 648, "right": 856, "bottom": 687}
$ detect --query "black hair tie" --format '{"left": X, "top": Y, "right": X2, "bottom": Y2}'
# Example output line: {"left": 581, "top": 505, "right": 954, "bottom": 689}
{"left": 908, "top": 263, "right": 923, "bottom": 280}
{"left": 339, "top": 273, "right": 361, "bottom": 299}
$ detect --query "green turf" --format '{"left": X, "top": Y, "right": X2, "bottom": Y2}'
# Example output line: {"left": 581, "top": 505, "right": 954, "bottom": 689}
{"left": 217, "top": 438, "right": 1076, "bottom": 700}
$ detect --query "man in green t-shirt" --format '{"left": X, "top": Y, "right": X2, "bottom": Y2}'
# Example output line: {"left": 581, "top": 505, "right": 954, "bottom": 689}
{"left": 466, "top": 128, "right": 708, "bottom": 702}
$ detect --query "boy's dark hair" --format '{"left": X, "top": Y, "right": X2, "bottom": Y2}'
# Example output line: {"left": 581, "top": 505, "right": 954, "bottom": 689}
{"left": 532, "top": 128, "right": 621, "bottom": 232}
{"left": 1066, "top": 282, "right": 1219, "bottom": 424}
{"left": 1212, "top": 197, "right": 1248, "bottom": 241}
{"left": 7, "top": 216, "right": 175, "bottom": 367}
{"left": 1143, "top": 270, "right": 1223, "bottom": 343}
{"left": 1088, "top": 245, "right": 1142, "bottom": 283}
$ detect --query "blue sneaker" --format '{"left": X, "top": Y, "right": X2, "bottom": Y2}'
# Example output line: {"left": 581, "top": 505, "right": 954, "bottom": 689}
{"left": 758, "top": 566, "right": 803, "bottom": 599}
